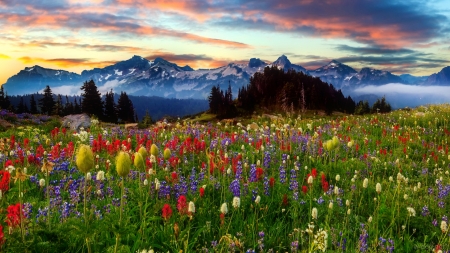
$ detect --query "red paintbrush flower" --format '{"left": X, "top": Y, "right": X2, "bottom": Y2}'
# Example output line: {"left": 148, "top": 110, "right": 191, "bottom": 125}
{"left": 177, "top": 195, "right": 187, "bottom": 215}
{"left": 199, "top": 187, "right": 205, "bottom": 198}
{"left": 302, "top": 185, "right": 308, "bottom": 194}
{"left": 6, "top": 203, "right": 21, "bottom": 228}
{"left": 162, "top": 204, "right": 173, "bottom": 220}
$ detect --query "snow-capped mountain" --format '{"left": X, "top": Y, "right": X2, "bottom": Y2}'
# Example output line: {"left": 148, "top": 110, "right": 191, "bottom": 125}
{"left": 271, "top": 55, "right": 309, "bottom": 74}
{"left": 399, "top": 74, "right": 428, "bottom": 85}
{"left": 2, "top": 54, "right": 448, "bottom": 99}
{"left": 311, "top": 60, "right": 358, "bottom": 88}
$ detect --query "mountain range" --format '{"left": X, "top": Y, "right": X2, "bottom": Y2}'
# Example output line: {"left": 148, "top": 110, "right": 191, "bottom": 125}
{"left": 2, "top": 55, "right": 450, "bottom": 99}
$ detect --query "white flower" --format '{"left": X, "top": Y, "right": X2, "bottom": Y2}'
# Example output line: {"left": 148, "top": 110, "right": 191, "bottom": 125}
{"left": 155, "top": 178, "right": 160, "bottom": 190}
{"left": 404, "top": 194, "right": 408, "bottom": 200}
{"left": 220, "top": 203, "right": 228, "bottom": 214}
{"left": 312, "top": 207, "right": 318, "bottom": 219}
{"left": 328, "top": 202, "right": 333, "bottom": 209}
{"left": 39, "top": 179, "right": 46, "bottom": 187}
{"left": 441, "top": 220, "right": 448, "bottom": 233}
{"left": 97, "top": 171, "right": 105, "bottom": 181}
{"left": 143, "top": 179, "right": 148, "bottom": 186}
{"left": 363, "top": 178, "right": 369, "bottom": 188}
{"left": 334, "top": 186, "right": 339, "bottom": 195}
{"left": 335, "top": 175, "right": 340, "bottom": 181}
{"left": 406, "top": 207, "right": 416, "bottom": 217}
{"left": 232, "top": 197, "right": 241, "bottom": 209}
{"left": 188, "top": 201, "right": 195, "bottom": 213}
{"left": 86, "top": 172, "right": 92, "bottom": 181}
{"left": 346, "top": 200, "right": 350, "bottom": 206}
{"left": 368, "top": 216, "right": 373, "bottom": 223}
{"left": 376, "top": 183, "right": 382, "bottom": 194}
{"left": 307, "top": 175, "right": 314, "bottom": 185}
{"left": 255, "top": 195, "right": 261, "bottom": 204}
{"left": 347, "top": 209, "right": 351, "bottom": 215}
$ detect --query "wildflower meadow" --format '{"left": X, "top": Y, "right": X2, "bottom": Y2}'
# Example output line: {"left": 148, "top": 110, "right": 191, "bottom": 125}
{"left": 0, "top": 105, "right": 449, "bottom": 252}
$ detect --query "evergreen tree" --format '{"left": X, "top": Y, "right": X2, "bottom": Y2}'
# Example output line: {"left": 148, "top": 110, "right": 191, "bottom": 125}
{"left": 16, "top": 97, "right": 27, "bottom": 114}
{"left": 74, "top": 97, "right": 81, "bottom": 114}
{"left": 139, "top": 109, "right": 153, "bottom": 128}
{"left": 39, "top": 85, "right": 55, "bottom": 115}
{"left": 0, "top": 86, "right": 11, "bottom": 110}
{"left": 63, "top": 95, "right": 74, "bottom": 115}
{"left": 103, "top": 89, "right": 117, "bottom": 123}
{"left": 30, "top": 94, "right": 38, "bottom": 114}
{"left": 80, "top": 80, "right": 104, "bottom": 118}
{"left": 117, "top": 91, "right": 135, "bottom": 123}
{"left": 208, "top": 85, "right": 221, "bottom": 114}
{"left": 53, "top": 94, "right": 64, "bottom": 116}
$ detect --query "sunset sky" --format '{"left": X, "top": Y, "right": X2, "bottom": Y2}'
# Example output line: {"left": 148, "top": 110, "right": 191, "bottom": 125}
{"left": 1, "top": 0, "right": 450, "bottom": 85}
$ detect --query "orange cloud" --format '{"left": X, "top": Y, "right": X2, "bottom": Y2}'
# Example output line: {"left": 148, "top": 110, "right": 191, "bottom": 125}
{"left": 18, "top": 56, "right": 116, "bottom": 69}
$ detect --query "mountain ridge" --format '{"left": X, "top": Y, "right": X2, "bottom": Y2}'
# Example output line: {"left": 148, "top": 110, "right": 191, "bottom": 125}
{"left": 2, "top": 55, "right": 449, "bottom": 99}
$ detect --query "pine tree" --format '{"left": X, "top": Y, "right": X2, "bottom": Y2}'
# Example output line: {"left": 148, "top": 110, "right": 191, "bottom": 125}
{"left": 63, "top": 95, "right": 74, "bottom": 115}
{"left": 80, "top": 80, "right": 104, "bottom": 119}
{"left": 208, "top": 85, "right": 221, "bottom": 114}
{"left": 0, "top": 86, "right": 11, "bottom": 110}
{"left": 30, "top": 94, "right": 38, "bottom": 114}
{"left": 103, "top": 89, "right": 117, "bottom": 123}
{"left": 117, "top": 91, "right": 135, "bottom": 123}
{"left": 52, "top": 94, "right": 64, "bottom": 116}
{"left": 74, "top": 97, "right": 81, "bottom": 114}
{"left": 140, "top": 109, "right": 153, "bottom": 128}
{"left": 39, "top": 85, "right": 55, "bottom": 115}
{"left": 17, "top": 97, "right": 26, "bottom": 114}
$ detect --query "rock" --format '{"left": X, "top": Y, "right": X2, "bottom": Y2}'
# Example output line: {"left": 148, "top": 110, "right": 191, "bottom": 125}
{"left": 125, "top": 123, "right": 138, "bottom": 130}
{"left": 61, "top": 114, "right": 91, "bottom": 131}
{"left": 0, "top": 119, "right": 13, "bottom": 130}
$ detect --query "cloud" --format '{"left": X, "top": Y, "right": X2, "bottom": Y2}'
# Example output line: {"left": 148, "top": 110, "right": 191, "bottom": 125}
{"left": 335, "top": 45, "right": 418, "bottom": 55}
{"left": 0, "top": 8, "right": 251, "bottom": 48}
{"left": 18, "top": 56, "right": 117, "bottom": 68}
{"left": 352, "top": 83, "right": 450, "bottom": 108}
{"left": 0, "top": 53, "right": 10, "bottom": 59}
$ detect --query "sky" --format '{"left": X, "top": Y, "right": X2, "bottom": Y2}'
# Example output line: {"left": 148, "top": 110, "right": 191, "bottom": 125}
{"left": 1, "top": 0, "right": 450, "bottom": 86}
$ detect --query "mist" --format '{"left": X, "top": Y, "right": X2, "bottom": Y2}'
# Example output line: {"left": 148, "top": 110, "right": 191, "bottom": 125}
{"left": 349, "top": 83, "right": 450, "bottom": 109}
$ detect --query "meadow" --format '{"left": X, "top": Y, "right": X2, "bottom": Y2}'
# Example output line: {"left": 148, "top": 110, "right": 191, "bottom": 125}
{"left": 0, "top": 105, "right": 449, "bottom": 252}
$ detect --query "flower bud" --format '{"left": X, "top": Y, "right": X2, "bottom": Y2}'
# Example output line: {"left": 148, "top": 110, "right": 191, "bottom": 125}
{"left": 116, "top": 151, "right": 131, "bottom": 177}
{"left": 163, "top": 148, "right": 171, "bottom": 160}
{"left": 150, "top": 144, "right": 158, "bottom": 156}
{"left": 134, "top": 152, "right": 145, "bottom": 170}
{"left": 138, "top": 146, "right": 148, "bottom": 160}
{"left": 76, "top": 144, "right": 94, "bottom": 174}
{"left": 312, "top": 207, "right": 318, "bottom": 219}
{"left": 39, "top": 179, "right": 45, "bottom": 187}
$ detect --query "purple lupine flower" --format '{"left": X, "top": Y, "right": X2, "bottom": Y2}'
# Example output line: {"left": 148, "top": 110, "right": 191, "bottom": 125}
{"left": 263, "top": 176, "right": 270, "bottom": 196}
{"left": 359, "top": 224, "right": 368, "bottom": 252}
{"left": 229, "top": 179, "right": 240, "bottom": 197}
{"left": 249, "top": 164, "right": 257, "bottom": 182}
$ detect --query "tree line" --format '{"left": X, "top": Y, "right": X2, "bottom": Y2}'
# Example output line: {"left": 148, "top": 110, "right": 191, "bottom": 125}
{"left": 1, "top": 80, "right": 209, "bottom": 124}
{"left": 208, "top": 66, "right": 391, "bottom": 117}
{"left": 0, "top": 80, "right": 136, "bottom": 123}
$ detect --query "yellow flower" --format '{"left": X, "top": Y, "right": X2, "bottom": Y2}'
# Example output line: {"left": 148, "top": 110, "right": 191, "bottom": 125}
{"left": 163, "top": 148, "right": 171, "bottom": 160}
{"left": 134, "top": 152, "right": 145, "bottom": 170}
{"left": 14, "top": 168, "right": 28, "bottom": 183}
{"left": 116, "top": 151, "right": 131, "bottom": 177}
{"left": 76, "top": 144, "right": 94, "bottom": 173}
{"left": 138, "top": 146, "right": 148, "bottom": 160}
{"left": 150, "top": 144, "right": 158, "bottom": 156}
{"left": 41, "top": 159, "right": 55, "bottom": 173}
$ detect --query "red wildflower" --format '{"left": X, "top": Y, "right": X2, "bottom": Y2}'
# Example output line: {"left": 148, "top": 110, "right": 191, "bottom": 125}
{"left": 0, "top": 171, "right": 10, "bottom": 192}
{"left": 282, "top": 194, "right": 289, "bottom": 206}
{"left": 0, "top": 224, "right": 4, "bottom": 245}
{"left": 199, "top": 187, "right": 205, "bottom": 197}
{"left": 302, "top": 185, "right": 308, "bottom": 194}
{"left": 4, "top": 160, "right": 13, "bottom": 168}
{"left": 171, "top": 172, "right": 178, "bottom": 181}
{"left": 311, "top": 168, "right": 317, "bottom": 178}
{"left": 177, "top": 195, "right": 187, "bottom": 215}
{"left": 256, "top": 167, "right": 264, "bottom": 181}
{"left": 6, "top": 203, "right": 21, "bottom": 228}
{"left": 162, "top": 204, "right": 173, "bottom": 220}
{"left": 269, "top": 177, "right": 275, "bottom": 187}
{"left": 322, "top": 181, "right": 329, "bottom": 192}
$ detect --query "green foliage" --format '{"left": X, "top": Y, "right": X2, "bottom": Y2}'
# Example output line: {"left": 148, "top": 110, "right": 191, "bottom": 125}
{"left": 117, "top": 91, "right": 135, "bottom": 123}
{"left": 39, "top": 85, "right": 55, "bottom": 115}
{"left": 81, "top": 80, "right": 104, "bottom": 119}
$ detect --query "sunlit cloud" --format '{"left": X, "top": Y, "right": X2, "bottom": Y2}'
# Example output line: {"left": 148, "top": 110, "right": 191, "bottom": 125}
{"left": 18, "top": 56, "right": 117, "bottom": 69}
{"left": 0, "top": 53, "right": 10, "bottom": 59}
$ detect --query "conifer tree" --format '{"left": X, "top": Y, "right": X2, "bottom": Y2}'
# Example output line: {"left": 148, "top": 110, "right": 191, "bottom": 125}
{"left": 39, "top": 85, "right": 55, "bottom": 115}
{"left": 63, "top": 95, "right": 74, "bottom": 115}
{"left": 117, "top": 91, "right": 135, "bottom": 123}
{"left": 30, "top": 94, "right": 38, "bottom": 114}
{"left": 103, "top": 89, "right": 117, "bottom": 123}
{"left": 16, "top": 97, "right": 27, "bottom": 114}
{"left": 74, "top": 97, "right": 81, "bottom": 114}
{"left": 80, "top": 80, "right": 104, "bottom": 119}
{"left": 53, "top": 94, "right": 64, "bottom": 116}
